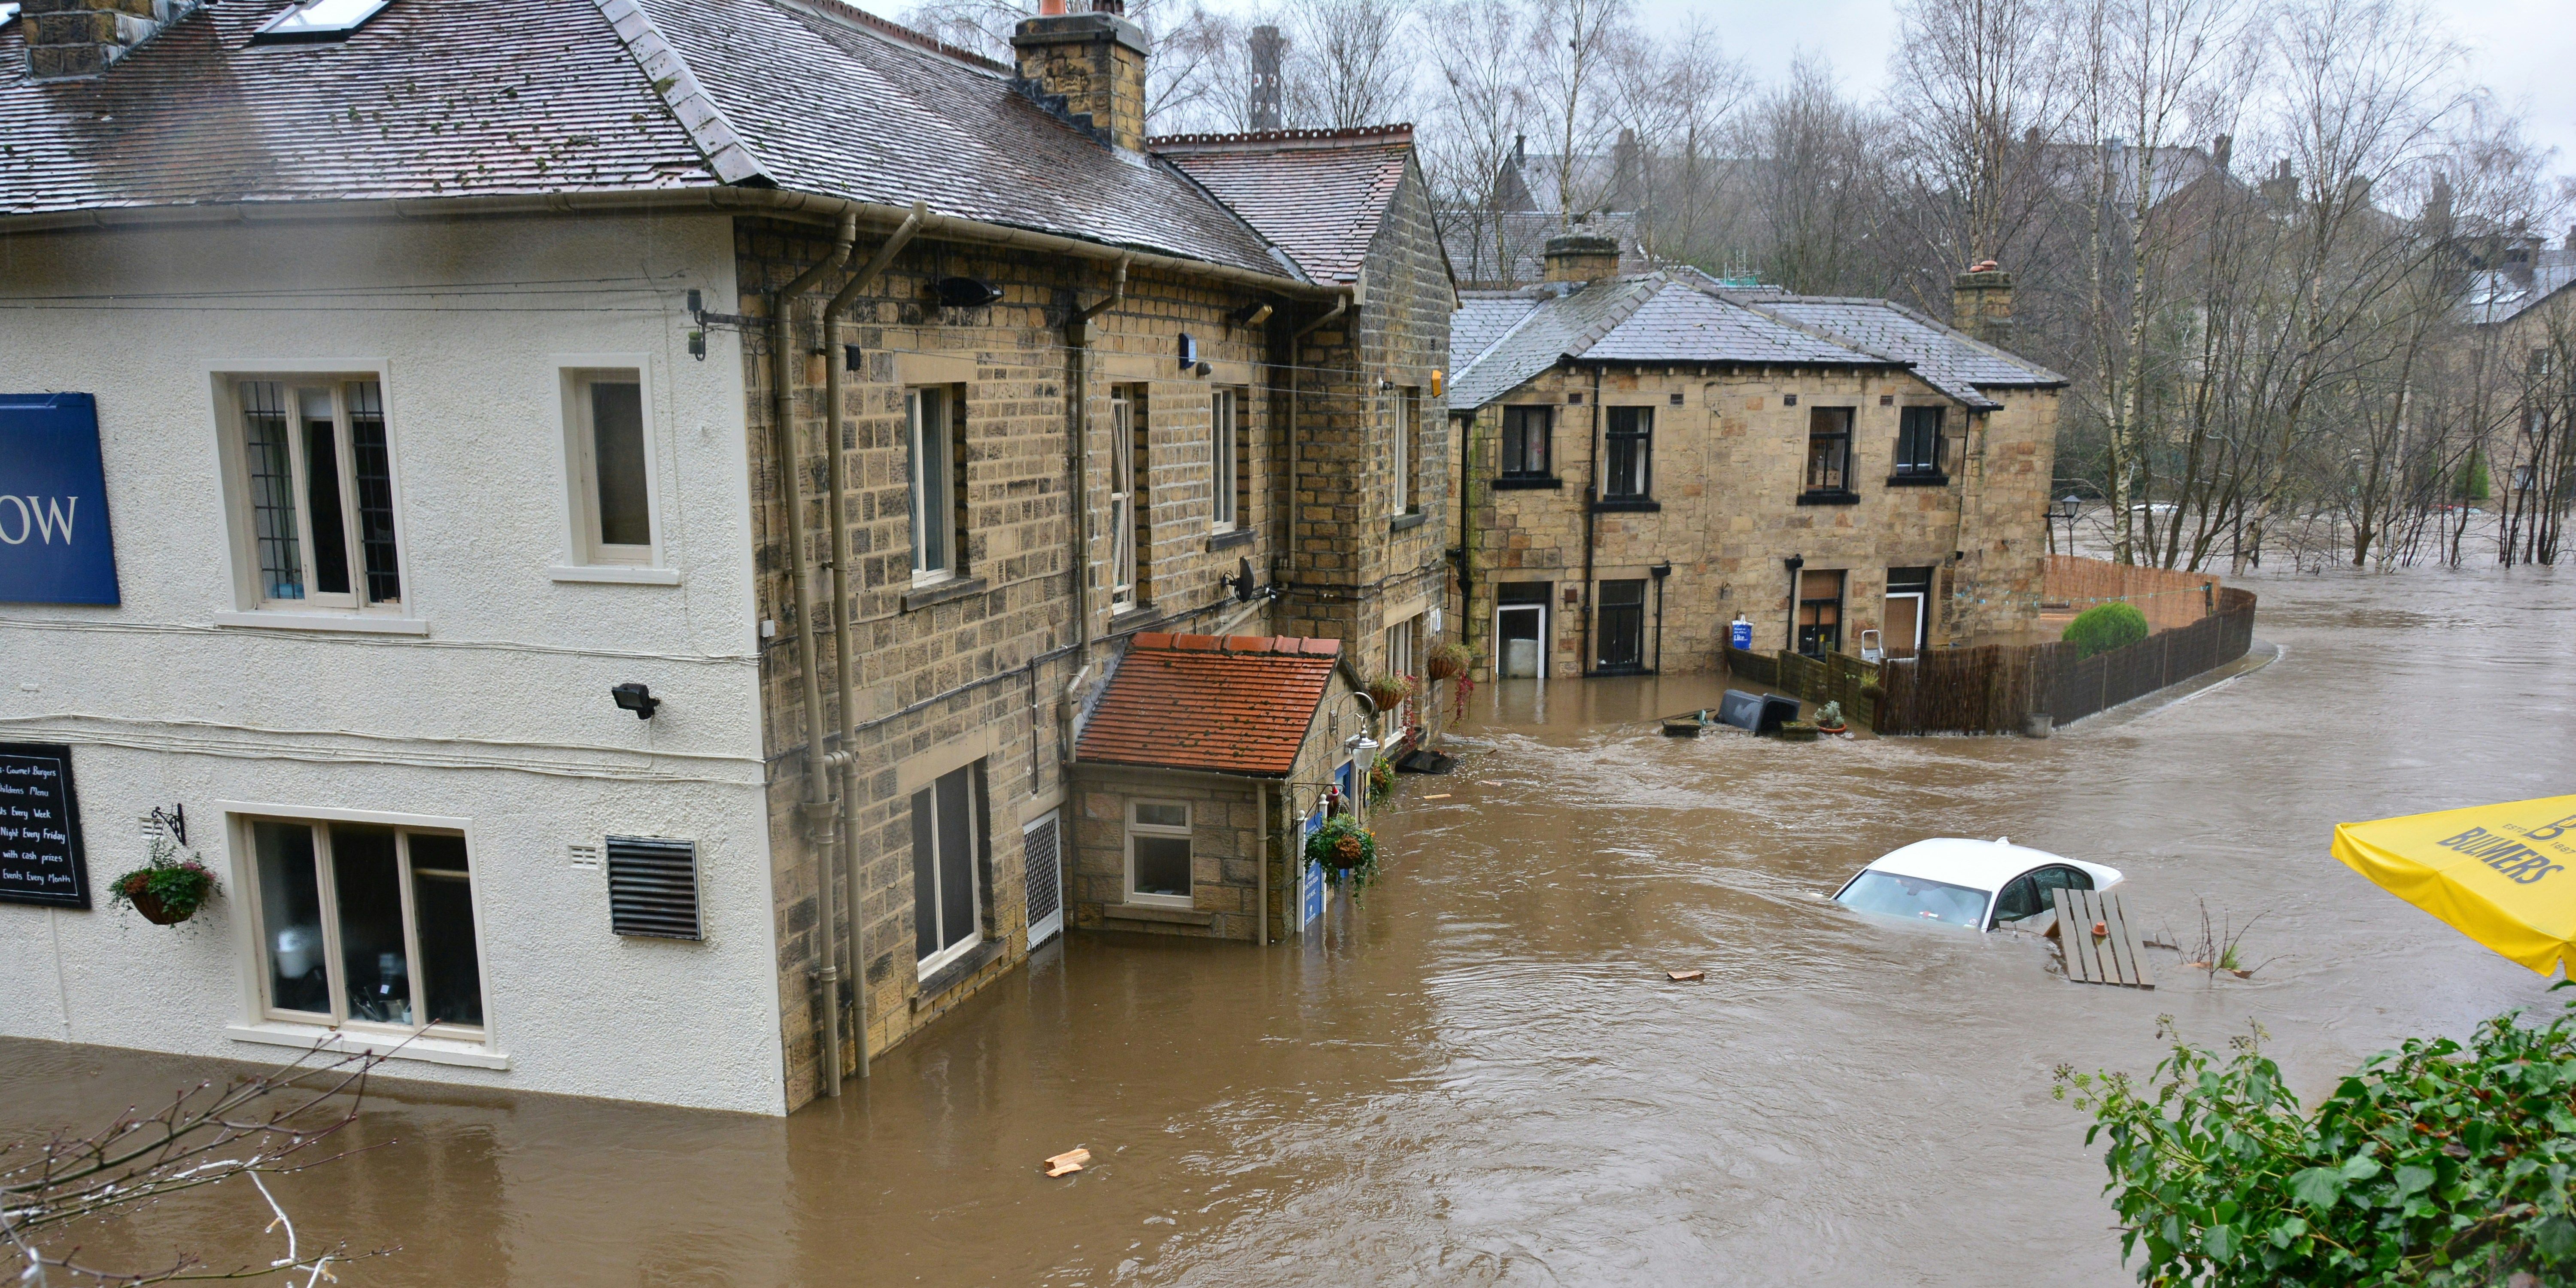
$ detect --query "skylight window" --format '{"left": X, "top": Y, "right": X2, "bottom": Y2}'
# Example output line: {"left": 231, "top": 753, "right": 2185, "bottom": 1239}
{"left": 0, "top": 4, "right": 21, "bottom": 27}
{"left": 250, "top": 0, "right": 391, "bottom": 43}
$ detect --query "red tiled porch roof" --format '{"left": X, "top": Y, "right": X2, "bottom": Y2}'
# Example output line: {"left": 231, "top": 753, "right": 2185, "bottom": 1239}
{"left": 1077, "top": 633, "right": 1342, "bottom": 778}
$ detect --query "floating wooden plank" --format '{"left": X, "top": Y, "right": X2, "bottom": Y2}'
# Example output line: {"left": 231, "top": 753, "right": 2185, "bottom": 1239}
{"left": 2055, "top": 887, "right": 2154, "bottom": 988}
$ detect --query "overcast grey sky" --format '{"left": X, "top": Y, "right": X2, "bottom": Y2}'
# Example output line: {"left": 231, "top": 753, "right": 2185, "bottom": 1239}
{"left": 857, "top": 0, "right": 2576, "bottom": 178}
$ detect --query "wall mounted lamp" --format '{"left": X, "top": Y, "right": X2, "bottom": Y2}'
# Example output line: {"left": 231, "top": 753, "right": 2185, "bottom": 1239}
{"left": 611, "top": 683, "right": 661, "bottom": 720}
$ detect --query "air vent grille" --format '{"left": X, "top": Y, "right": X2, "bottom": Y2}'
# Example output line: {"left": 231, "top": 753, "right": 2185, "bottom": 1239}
{"left": 1024, "top": 816, "right": 1061, "bottom": 932}
{"left": 606, "top": 835, "right": 701, "bottom": 940}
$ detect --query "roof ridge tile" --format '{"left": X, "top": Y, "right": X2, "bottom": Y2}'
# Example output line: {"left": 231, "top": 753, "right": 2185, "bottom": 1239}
{"left": 593, "top": 0, "right": 768, "bottom": 185}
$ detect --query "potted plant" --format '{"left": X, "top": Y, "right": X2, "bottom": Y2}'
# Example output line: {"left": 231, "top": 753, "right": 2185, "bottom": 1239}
{"left": 1368, "top": 752, "right": 1397, "bottom": 801}
{"left": 112, "top": 839, "right": 220, "bottom": 926}
{"left": 1304, "top": 815, "right": 1381, "bottom": 893}
{"left": 1365, "top": 673, "right": 1417, "bottom": 712}
{"left": 1815, "top": 700, "right": 1847, "bottom": 735}
{"left": 1425, "top": 641, "right": 1473, "bottom": 681}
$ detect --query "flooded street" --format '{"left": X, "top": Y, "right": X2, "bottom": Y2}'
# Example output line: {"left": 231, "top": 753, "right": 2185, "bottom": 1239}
{"left": 8, "top": 565, "right": 2574, "bottom": 1285}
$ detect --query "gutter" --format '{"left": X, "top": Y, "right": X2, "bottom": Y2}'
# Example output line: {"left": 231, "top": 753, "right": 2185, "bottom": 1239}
{"left": 772, "top": 209, "right": 859, "bottom": 1102}
{"left": 0, "top": 188, "right": 1341, "bottom": 300}
{"left": 820, "top": 201, "right": 926, "bottom": 1089}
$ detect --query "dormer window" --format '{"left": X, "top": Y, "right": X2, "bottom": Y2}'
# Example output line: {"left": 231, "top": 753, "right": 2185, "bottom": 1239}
{"left": 252, "top": 0, "right": 392, "bottom": 44}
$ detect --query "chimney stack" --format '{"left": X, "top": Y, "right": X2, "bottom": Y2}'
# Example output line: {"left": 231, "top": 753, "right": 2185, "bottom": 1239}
{"left": 1543, "top": 234, "right": 1622, "bottom": 286}
{"left": 1952, "top": 262, "right": 2014, "bottom": 348}
{"left": 1247, "top": 24, "right": 1284, "bottom": 131}
{"left": 1013, "top": 3, "right": 1150, "bottom": 153}
{"left": 2210, "top": 133, "right": 2231, "bottom": 173}
{"left": 24, "top": 0, "right": 193, "bottom": 81}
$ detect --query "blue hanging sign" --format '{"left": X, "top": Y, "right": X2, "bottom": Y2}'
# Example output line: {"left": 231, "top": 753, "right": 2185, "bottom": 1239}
{"left": 0, "top": 393, "right": 121, "bottom": 605}
{"left": 1299, "top": 808, "right": 1324, "bottom": 929}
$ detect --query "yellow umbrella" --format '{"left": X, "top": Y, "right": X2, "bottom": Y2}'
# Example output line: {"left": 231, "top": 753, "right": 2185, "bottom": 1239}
{"left": 2333, "top": 795, "right": 2576, "bottom": 976}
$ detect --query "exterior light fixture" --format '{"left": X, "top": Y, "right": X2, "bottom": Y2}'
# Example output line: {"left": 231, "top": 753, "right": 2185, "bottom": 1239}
{"left": 931, "top": 276, "right": 1003, "bottom": 308}
{"left": 611, "top": 683, "right": 661, "bottom": 720}
{"left": 1344, "top": 732, "right": 1379, "bottom": 755}
{"left": 1178, "top": 332, "right": 1200, "bottom": 368}
{"left": 1233, "top": 302, "right": 1273, "bottom": 328}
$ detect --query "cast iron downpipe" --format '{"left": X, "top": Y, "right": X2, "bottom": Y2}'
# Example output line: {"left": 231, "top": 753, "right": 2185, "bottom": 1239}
{"left": 774, "top": 210, "right": 858, "bottom": 1099}
{"left": 820, "top": 202, "right": 926, "bottom": 1088}
{"left": 1579, "top": 365, "right": 1602, "bottom": 673}
{"left": 1060, "top": 255, "right": 1130, "bottom": 762}
{"left": 1784, "top": 554, "right": 1805, "bottom": 652}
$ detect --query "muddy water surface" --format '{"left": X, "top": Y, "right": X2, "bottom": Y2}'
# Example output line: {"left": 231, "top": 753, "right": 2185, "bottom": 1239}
{"left": 7, "top": 566, "right": 2574, "bottom": 1285}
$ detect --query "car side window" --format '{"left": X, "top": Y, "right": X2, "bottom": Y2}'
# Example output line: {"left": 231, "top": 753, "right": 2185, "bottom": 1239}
{"left": 2032, "top": 866, "right": 2093, "bottom": 909}
{"left": 1990, "top": 875, "right": 2042, "bottom": 925}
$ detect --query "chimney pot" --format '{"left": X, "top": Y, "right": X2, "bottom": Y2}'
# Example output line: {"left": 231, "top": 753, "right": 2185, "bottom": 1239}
{"left": 1543, "top": 234, "right": 1622, "bottom": 285}
{"left": 25, "top": 0, "right": 191, "bottom": 81}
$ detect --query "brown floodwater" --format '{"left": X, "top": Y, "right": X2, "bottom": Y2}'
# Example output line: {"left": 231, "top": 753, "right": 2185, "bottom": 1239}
{"left": 8, "top": 564, "right": 2575, "bottom": 1285}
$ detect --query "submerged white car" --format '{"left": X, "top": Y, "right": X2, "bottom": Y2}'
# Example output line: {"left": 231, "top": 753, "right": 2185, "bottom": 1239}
{"left": 1832, "top": 838, "right": 2123, "bottom": 932}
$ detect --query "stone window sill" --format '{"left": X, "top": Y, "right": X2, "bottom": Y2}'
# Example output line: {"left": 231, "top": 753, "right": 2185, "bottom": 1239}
{"left": 1590, "top": 498, "right": 1661, "bottom": 513}
{"left": 903, "top": 575, "right": 988, "bottom": 612}
{"left": 1104, "top": 903, "right": 1217, "bottom": 927}
{"left": 1207, "top": 527, "right": 1255, "bottom": 551}
{"left": 1107, "top": 603, "right": 1160, "bottom": 634}
{"left": 1796, "top": 491, "right": 1862, "bottom": 507}
{"left": 227, "top": 1022, "right": 509, "bottom": 1069}
{"left": 212, "top": 611, "right": 428, "bottom": 636}
{"left": 912, "top": 937, "right": 1005, "bottom": 1011}
{"left": 1884, "top": 474, "right": 1951, "bottom": 488}
{"left": 1493, "top": 475, "right": 1562, "bottom": 490}
{"left": 1390, "top": 512, "right": 1428, "bottom": 532}
{"left": 549, "top": 565, "right": 683, "bottom": 586}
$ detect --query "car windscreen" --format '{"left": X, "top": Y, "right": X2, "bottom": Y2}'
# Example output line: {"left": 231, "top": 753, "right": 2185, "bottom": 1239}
{"left": 1835, "top": 870, "right": 1990, "bottom": 929}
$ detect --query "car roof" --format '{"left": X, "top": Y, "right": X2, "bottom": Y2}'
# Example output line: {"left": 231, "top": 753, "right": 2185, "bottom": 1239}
{"left": 1861, "top": 838, "right": 2121, "bottom": 893}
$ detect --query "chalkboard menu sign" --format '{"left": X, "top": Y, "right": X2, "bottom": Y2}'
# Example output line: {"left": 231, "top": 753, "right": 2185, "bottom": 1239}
{"left": 0, "top": 742, "right": 88, "bottom": 908}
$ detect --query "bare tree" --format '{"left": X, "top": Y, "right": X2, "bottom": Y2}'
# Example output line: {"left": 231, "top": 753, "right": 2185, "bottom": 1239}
{"left": 1732, "top": 58, "right": 1896, "bottom": 295}
{"left": 1420, "top": 0, "right": 1534, "bottom": 283}
{"left": 1280, "top": 0, "right": 1417, "bottom": 128}
{"left": 1886, "top": 0, "right": 2079, "bottom": 286}
{"left": 3, "top": 1050, "right": 385, "bottom": 1287}
{"left": 1524, "top": 0, "right": 1631, "bottom": 230}
{"left": 1602, "top": 18, "right": 1751, "bottom": 269}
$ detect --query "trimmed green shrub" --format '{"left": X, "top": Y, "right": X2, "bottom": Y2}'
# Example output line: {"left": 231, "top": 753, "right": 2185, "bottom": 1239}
{"left": 2064, "top": 601, "right": 2150, "bottom": 659}
{"left": 2057, "top": 996, "right": 2576, "bottom": 1286}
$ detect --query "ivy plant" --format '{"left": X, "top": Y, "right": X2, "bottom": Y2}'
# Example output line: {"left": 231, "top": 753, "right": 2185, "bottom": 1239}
{"left": 2057, "top": 992, "right": 2576, "bottom": 1285}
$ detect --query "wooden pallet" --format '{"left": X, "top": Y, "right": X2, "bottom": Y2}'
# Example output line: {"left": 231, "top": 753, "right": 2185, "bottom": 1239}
{"left": 2055, "top": 887, "right": 2154, "bottom": 988}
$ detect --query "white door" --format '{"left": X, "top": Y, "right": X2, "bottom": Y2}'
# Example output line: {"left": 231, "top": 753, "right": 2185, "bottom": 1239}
{"left": 1495, "top": 604, "right": 1547, "bottom": 678}
{"left": 1023, "top": 811, "right": 1063, "bottom": 949}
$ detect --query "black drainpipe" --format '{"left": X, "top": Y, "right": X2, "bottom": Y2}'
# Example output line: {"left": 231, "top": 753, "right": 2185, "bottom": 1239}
{"left": 1579, "top": 365, "right": 1602, "bottom": 674}
{"left": 1650, "top": 559, "right": 1671, "bottom": 674}
{"left": 1784, "top": 553, "right": 1804, "bottom": 653}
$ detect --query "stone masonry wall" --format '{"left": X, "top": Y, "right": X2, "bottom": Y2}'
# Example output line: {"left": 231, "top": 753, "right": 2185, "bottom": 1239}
{"left": 1458, "top": 361, "right": 2060, "bottom": 680}
{"left": 1281, "top": 159, "right": 1455, "bottom": 711}
{"left": 738, "top": 217, "right": 1312, "bottom": 1110}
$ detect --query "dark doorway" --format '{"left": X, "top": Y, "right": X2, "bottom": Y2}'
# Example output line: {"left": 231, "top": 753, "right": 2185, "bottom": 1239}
{"left": 1797, "top": 569, "right": 1845, "bottom": 658}
{"left": 1596, "top": 579, "right": 1646, "bottom": 671}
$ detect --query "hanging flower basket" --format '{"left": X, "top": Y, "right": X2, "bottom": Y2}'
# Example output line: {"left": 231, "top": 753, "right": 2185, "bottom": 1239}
{"left": 1304, "top": 815, "right": 1381, "bottom": 893}
{"left": 1366, "top": 674, "right": 1417, "bottom": 711}
{"left": 1425, "top": 641, "right": 1473, "bottom": 681}
{"left": 1368, "top": 752, "right": 1397, "bottom": 801}
{"left": 112, "top": 841, "right": 219, "bottom": 927}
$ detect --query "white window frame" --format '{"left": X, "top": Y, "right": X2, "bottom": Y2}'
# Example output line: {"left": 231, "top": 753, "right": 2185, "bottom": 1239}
{"left": 908, "top": 385, "right": 961, "bottom": 586}
{"left": 1110, "top": 388, "right": 1139, "bottom": 609}
{"left": 1124, "top": 799, "right": 1194, "bottom": 909}
{"left": 1390, "top": 388, "right": 1414, "bottom": 517}
{"left": 1209, "top": 388, "right": 1238, "bottom": 533}
{"left": 556, "top": 359, "right": 662, "bottom": 570}
{"left": 913, "top": 763, "right": 987, "bottom": 978}
{"left": 221, "top": 803, "right": 491, "bottom": 1046}
{"left": 1385, "top": 617, "right": 1418, "bottom": 729}
{"left": 213, "top": 370, "right": 409, "bottom": 616}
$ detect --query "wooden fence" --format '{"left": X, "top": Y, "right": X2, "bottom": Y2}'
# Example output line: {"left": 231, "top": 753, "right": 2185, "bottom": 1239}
{"left": 1874, "top": 586, "right": 2256, "bottom": 733}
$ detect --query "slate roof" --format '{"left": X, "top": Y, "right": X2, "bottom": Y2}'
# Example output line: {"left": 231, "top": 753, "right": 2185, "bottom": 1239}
{"left": 0, "top": 0, "right": 1294, "bottom": 278}
{"left": 1077, "top": 634, "right": 1342, "bottom": 779}
{"left": 1742, "top": 295, "right": 2067, "bottom": 409}
{"left": 1151, "top": 128, "right": 1413, "bottom": 285}
{"left": 1447, "top": 272, "right": 2066, "bottom": 411}
{"left": 1447, "top": 273, "right": 1893, "bottom": 410}
{"left": 2464, "top": 250, "right": 2576, "bottom": 326}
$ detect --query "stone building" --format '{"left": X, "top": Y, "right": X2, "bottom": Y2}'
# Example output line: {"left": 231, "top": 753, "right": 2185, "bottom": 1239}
{"left": 0, "top": 0, "right": 1448, "bottom": 1114}
{"left": 1445, "top": 240, "right": 2064, "bottom": 679}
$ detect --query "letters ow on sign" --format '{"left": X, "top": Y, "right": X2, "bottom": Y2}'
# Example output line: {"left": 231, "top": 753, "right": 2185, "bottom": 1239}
{"left": 0, "top": 392, "right": 120, "bottom": 605}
